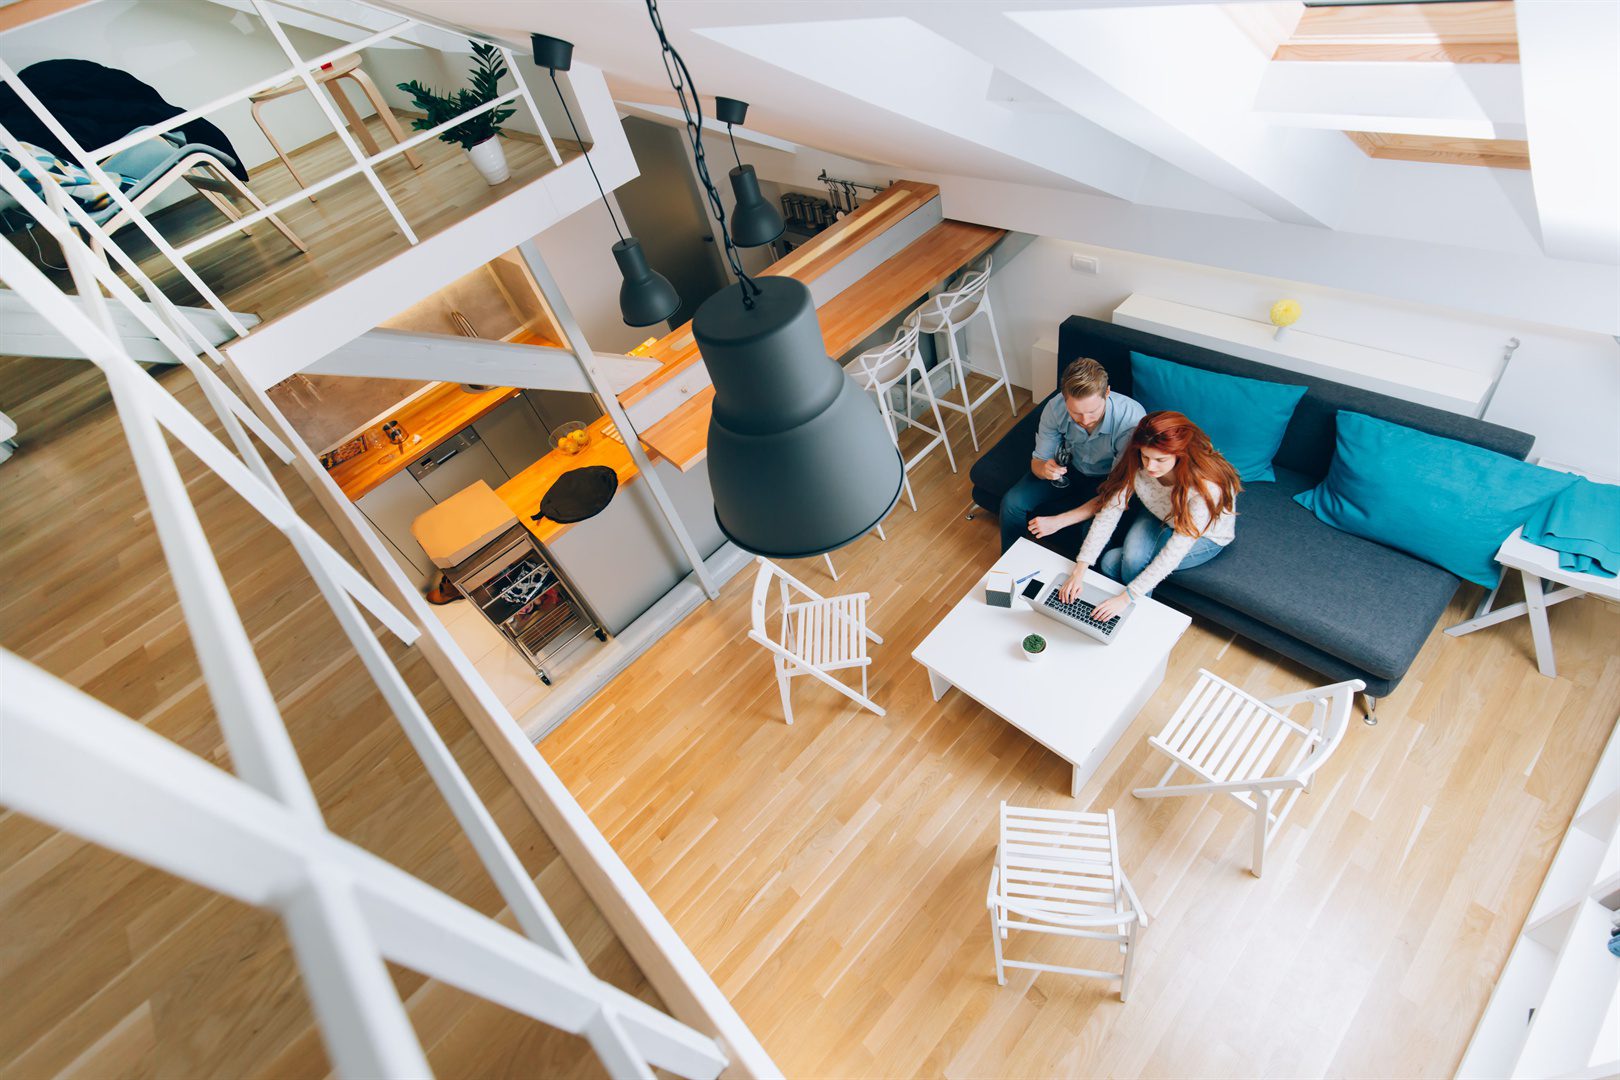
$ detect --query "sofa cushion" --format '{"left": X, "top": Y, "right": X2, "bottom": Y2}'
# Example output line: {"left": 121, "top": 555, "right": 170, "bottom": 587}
{"left": 1295, "top": 412, "right": 1578, "bottom": 587}
{"left": 1131, "top": 351, "right": 1306, "bottom": 482}
{"left": 1166, "top": 467, "right": 1463, "bottom": 680}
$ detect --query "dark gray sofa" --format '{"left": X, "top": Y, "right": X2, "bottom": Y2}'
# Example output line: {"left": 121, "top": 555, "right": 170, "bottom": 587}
{"left": 967, "top": 315, "right": 1536, "bottom": 705}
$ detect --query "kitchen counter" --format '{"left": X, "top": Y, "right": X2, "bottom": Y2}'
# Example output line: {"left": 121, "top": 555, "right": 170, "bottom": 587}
{"left": 494, "top": 414, "right": 640, "bottom": 545}
{"left": 325, "top": 382, "right": 519, "bottom": 500}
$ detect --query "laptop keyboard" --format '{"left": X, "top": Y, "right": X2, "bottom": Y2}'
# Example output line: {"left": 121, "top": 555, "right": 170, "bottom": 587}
{"left": 1042, "top": 590, "right": 1122, "bottom": 636}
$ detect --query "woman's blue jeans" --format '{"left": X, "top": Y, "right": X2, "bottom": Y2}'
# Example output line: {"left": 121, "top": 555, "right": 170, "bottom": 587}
{"left": 1097, "top": 513, "right": 1225, "bottom": 595}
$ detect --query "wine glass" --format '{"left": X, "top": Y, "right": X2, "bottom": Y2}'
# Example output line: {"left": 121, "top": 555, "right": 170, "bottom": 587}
{"left": 1051, "top": 436, "right": 1071, "bottom": 489}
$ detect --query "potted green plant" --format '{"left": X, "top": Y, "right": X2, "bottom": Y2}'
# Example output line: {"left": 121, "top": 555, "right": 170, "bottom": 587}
{"left": 397, "top": 41, "right": 517, "bottom": 186}
{"left": 1021, "top": 633, "right": 1047, "bottom": 663}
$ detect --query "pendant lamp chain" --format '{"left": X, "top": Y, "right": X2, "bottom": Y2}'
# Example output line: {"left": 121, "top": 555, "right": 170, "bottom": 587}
{"left": 644, "top": 0, "right": 760, "bottom": 308}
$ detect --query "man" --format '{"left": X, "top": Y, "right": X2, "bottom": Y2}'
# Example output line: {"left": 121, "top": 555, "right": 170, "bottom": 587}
{"left": 998, "top": 356, "right": 1145, "bottom": 552}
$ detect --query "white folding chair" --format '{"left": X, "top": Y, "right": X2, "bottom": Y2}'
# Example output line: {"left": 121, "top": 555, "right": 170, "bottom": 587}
{"left": 987, "top": 803, "right": 1149, "bottom": 1000}
{"left": 850, "top": 320, "right": 956, "bottom": 513}
{"left": 747, "top": 557, "right": 884, "bottom": 724}
{"left": 1132, "top": 670, "right": 1365, "bottom": 877}
{"left": 907, "top": 254, "right": 1014, "bottom": 451}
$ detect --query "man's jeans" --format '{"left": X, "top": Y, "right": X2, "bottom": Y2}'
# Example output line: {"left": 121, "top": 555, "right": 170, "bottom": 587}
{"left": 998, "top": 471, "right": 1104, "bottom": 552}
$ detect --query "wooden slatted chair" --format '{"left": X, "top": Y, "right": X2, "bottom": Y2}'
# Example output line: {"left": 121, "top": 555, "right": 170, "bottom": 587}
{"left": 1132, "top": 669, "right": 1365, "bottom": 877}
{"left": 747, "top": 556, "right": 883, "bottom": 724}
{"left": 986, "top": 803, "right": 1149, "bottom": 1000}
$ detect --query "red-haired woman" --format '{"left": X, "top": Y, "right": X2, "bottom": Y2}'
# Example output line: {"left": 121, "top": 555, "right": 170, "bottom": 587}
{"left": 1047, "top": 411, "right": 1241, "bottom": 620}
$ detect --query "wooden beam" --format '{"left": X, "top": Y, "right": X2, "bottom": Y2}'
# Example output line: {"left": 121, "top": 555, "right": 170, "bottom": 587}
{"left": 1275, "top": 0, "right": 1518, "bottom": 62}
{"left": 1346, "top": 130, "right": 1530, "bottom": 169}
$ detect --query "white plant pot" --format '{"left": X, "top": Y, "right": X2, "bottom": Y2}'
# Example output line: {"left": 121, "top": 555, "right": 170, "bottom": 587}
{"left": 466, "top": 137, "right": 509, "bottom": 186}
{"left": 1022, "top": 640, "right": 1047, "bottom": 663}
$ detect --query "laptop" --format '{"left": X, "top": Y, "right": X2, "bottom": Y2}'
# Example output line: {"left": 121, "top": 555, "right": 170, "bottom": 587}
{"left": 1027, "top": 574, "right": 1134, "bottom": 644}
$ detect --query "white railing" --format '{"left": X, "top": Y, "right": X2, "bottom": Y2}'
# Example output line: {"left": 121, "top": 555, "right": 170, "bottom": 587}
{"left": 0, "top": 0, "right": 564, "bottom": 338}
{"left": 0, "top": 147, "right": 729, "bottom": 1080}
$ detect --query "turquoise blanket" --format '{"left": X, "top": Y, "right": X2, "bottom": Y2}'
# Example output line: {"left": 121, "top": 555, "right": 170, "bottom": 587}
{"left": 1523, "top": 477, "right": 1620, "bottom": 578}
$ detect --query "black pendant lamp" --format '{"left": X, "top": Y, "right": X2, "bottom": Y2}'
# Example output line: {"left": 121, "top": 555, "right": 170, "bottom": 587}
{"left": 531, "top": 33, "right": 679, "bottom": 327}
{"left": 697, "top": 276, "right": 901, "bottom": 556}
{"left": 642, "top": 0, "right": 901, "bottom": 556}
{"left": 713, "top": 96, "right": 784, "bottom": 249}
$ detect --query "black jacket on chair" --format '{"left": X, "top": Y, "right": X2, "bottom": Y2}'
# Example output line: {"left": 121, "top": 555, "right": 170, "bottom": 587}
{"left": 0, "top": 59, "right": 249, "bottom": 180}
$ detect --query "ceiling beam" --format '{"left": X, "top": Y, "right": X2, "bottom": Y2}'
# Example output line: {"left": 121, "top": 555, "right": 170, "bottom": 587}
{"left": 1517, "top": 0, "right": 1620, "bottom": 263}
{"left": 302, "top": 328, "right": 659, "bottom": 393}
{"left": 990, "top": 4, "right": 1362, "bottom": 226}
{"left": 1255, "top": 61, "right": 1525, "bottom": 140}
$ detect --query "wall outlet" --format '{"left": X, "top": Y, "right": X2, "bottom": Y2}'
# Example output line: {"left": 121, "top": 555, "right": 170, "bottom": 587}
{"left": 1071, "top": 253, "right": 1100, "bottom": 274}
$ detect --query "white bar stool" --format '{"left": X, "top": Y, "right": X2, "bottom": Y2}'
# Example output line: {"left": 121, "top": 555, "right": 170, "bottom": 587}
{"left": 907, "top": 254, "right": 1015, "bottom": 451}
{"left": 850, "top": 320, "right": 957, "bottom": 513}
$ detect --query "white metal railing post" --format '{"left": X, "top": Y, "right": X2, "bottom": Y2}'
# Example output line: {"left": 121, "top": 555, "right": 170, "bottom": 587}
{"left": 252, "top": 0, "right": 420, "bottom": 245}
{"left": 500, "top": 45, "right": 564, "bottom": 168}
{"left": 0, "top": 58, "right": 250, "bottom": 337}
{"left": 515, "top": 239, "right": 719, "bottom": 599}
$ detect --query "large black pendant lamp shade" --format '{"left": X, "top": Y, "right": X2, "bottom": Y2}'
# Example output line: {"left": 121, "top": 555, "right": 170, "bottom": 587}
{"left": 695, "top": 276, "right": 903, "bottom": 557}
{"left": 531, "top": 32, "right": 680, "bottom": 327}
{"left": 713, "top": 96, "right": 784, "bottom": 249}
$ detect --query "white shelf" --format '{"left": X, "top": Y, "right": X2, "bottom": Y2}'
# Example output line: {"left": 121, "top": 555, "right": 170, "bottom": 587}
{"left": 1460, "top": 717, "right": 1620, "bottom": 1079}
{"left": 1516, "top": 901, "right": 1620, "bottom": 1080}
{"left": 1111, "top": 293, "right": 1494, "bottom": 416}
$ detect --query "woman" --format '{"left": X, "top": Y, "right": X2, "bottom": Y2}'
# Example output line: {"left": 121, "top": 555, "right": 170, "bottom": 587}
{"left": 1030, "top": 411, "right": 1240, "bottom": 621}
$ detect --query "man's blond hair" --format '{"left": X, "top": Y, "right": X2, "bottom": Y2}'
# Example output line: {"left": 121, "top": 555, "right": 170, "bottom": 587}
{"left": 1060, "top": 357, "right": 1109, "bottom": 400}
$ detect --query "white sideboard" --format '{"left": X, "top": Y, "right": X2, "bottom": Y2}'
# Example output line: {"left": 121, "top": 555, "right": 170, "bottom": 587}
{"left": 1111, "top": 293, "right": 1495, "bottom": 416}
{"left": 1458, "top": 715, "right": 1620, "bottom": 1079}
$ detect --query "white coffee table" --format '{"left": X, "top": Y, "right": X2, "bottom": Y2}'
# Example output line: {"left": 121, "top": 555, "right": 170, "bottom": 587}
{"left": 913, "top": 538, "right": 1192, "bottom": 797}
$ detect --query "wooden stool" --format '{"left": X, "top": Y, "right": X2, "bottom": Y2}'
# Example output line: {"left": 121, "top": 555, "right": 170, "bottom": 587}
{"left": 249, "top": 53, "right": 422, "bottom": 200}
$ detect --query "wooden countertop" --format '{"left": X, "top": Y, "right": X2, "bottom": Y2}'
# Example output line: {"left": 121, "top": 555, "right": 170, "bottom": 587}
{"left": 636, "top": 217, "right": 1005, "bottom": 471}
{"left": 494, "top": 414, "right": 640, "bottom": 546}
{"left": 327, "top": 382, "right": 519, "bottom": 500}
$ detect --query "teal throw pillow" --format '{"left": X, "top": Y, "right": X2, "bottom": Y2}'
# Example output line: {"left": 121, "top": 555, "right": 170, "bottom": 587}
{"left": 1294, "top": 411, "right": 1578, "bottom": 586}
{"left": 1130, "top": 351, "right": 1306, "bottom": 482}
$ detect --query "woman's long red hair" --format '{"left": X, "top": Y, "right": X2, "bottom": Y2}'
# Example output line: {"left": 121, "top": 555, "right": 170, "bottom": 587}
{"left": 1097, "top": 411, "right": 1241, "bottom": 536}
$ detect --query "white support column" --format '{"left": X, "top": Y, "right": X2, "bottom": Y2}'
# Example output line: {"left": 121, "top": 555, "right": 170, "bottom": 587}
{"left": 515, "top": 239, "right": 718, "bottom": 599}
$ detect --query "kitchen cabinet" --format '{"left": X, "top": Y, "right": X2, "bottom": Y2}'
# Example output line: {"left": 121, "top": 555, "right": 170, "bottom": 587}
{"left": 545, "top": 461, "right": 725, "bottom": 635}
{"left": 523, "top": 389, "right": 601, "bottom": 433}
{"left": 355, "top": 469, "right": 437, "bottom": 586}
{"left": 473, "top": 394, "right": 552, "bottom": 477}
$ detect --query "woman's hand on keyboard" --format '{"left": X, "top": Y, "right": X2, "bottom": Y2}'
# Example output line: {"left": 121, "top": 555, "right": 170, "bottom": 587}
{"left": 1092, "top": 591, "right": 1131, "bottom": 623}
{"left": 1059, "top": 566, "right": 1089, "bottom": 604}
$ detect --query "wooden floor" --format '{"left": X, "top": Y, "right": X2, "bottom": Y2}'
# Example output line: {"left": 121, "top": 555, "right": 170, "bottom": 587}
{"left": 543, "top": 384, "right": 1620, "bottom": 1079}
{"left": 0, "top": 361, "right": 655, "bottom": 1079}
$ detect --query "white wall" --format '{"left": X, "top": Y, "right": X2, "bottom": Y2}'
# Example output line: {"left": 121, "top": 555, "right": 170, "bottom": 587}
{"left": 973, "top": 235, "right": 1620, "bottom": 477}
{"left": 530, "top": 197, "right": 650, "bottom": 356}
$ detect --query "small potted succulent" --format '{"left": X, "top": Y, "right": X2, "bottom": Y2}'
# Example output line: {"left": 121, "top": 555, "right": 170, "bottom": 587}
{"left": 397, "top": 41, "right": 516, "bottom": 185}
{"left": 1021, "top": 633, "right": 1047, "bottom": 663}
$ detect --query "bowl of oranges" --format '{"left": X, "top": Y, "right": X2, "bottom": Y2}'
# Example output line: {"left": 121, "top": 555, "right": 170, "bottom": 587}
{"left": 553, "top": 421, "right": 591, "bottom": 455}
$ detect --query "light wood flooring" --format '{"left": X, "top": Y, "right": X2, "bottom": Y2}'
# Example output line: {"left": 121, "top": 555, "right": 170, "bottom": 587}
{"left": 543, "top": 385, "right": 1620, "bottom": 1078}
{"left": 0, "top": 360, "right": 654, "bottom": 1078}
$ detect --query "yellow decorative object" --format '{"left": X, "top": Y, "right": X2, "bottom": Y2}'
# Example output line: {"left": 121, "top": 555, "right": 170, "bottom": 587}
{"left": 1269, "top": 299, "right": 1301, "bottom": 340}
